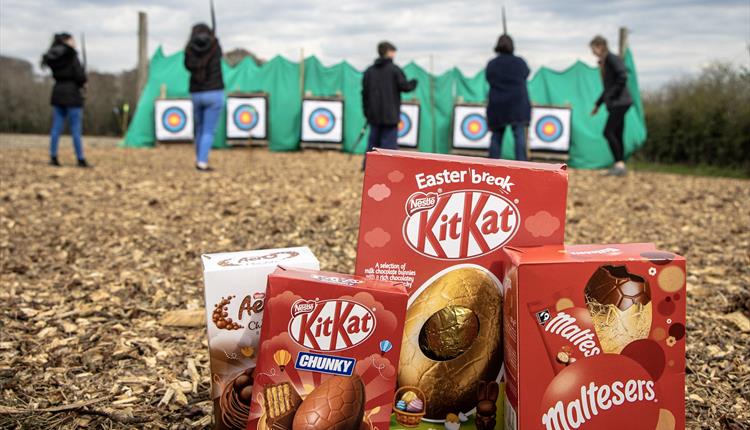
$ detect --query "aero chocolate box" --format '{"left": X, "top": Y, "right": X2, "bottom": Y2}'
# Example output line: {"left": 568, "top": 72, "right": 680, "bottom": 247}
{"left": 246, "top": 267, "right": 408, "bottom": 430}
{"left": 355, "top": 150, "right": 568, "bottom": 429}
{"left": 202, "top": 247, "right": 319, "bottom": 429}
{"left": 501, "top": 244, "right": 686, "bottom": 430}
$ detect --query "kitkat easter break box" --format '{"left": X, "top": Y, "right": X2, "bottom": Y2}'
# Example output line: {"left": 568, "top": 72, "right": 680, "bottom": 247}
{"left": 355, "top": 149, "right": 568, "bottom": 429}
{"left": 246, "top": 267, "right": 409, "bottom": 430}
{"left": 501, "top": 244, "right": 686, "bottom": 430}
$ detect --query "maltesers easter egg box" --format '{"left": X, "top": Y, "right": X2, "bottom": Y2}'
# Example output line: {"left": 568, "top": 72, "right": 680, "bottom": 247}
{"left": 201, "top": 247, "right": 320, "bottom": 430}
{"left": 500, "top": 244, "right": 686, "bottom": 430}
{"left": 355, "top": 149, "right": 568, "bottom": 428}
{"left": 246, "top": 267, "right": 409, "bottom": 430}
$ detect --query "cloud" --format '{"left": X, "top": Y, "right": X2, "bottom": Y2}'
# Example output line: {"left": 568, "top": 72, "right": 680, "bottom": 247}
{"left": 0, "top": 0, "right": 747, "bottom": 88}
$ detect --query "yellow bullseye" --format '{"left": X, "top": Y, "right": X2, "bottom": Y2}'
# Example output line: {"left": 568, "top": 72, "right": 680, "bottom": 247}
{"left": 469, "top": 121, "right": 480, "bottom": 133}
{"left": 168, "top": 115, "right": 180, "bottom": 126}
{"left": 316, "top": 116, "right": 329, "bottom": 127}
{"left": 543, "top": 123, "right": 556, "bottom": 135}
{"left": 240, "top": 112, "right": 252, "bottom": 123}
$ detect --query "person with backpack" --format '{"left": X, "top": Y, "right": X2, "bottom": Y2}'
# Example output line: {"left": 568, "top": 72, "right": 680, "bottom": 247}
{"left": 361, "top": 41, "right": 418, "bottom": 168}
{"left": 590, "top": 35, "right": 633, "bottom": 177}
{"left": 485, "top": 34, "right": 531, "bottom": 161}
{"left": 42, "top": 32, "right": 89, "bottom": 167}
{"left": 184, "top": 23, "right": 224, "bottom": 172}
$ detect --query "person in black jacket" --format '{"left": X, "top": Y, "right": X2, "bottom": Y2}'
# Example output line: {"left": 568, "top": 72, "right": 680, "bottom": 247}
{"left": 184, "top": 23, "right": 224, "bottom": 172}
{"left": 41, "top": 33, "right": 89, "bottom": 167}
{"left": 485, "top": 35, "right": 531, "bottom": 161}
{"left": 361, "top": 41, "right": 417, "bottom": 167}
{"left": 590, "top": 35, "right": 633, "bottom": 176}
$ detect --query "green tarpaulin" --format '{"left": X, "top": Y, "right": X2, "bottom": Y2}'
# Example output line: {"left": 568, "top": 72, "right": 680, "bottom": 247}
{"left": 124, "top": 47, "right": 646, "bottom": 168}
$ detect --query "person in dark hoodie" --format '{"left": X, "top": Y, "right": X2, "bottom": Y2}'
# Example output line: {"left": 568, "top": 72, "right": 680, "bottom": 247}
{"left": 41, "top": 32, "right": 89, "bottom": 167}
{"left": 485, "top": 34, "right": 531, "bottom": 161}
{"left": 361, "top": 41, "right": 417, "bottom": 168}
{"left": 590, "top": 35, "right": 632, "bottom": 177}
{"left": 184, "top": 23, "right": 224, "bottom": 172}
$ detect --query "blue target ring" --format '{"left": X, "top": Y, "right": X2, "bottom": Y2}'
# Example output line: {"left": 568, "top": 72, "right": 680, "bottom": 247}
{"left": 233, "top": 104, "right": 259, "bottom": 131}
{"left": 461, "top": 113, "right": 488, "bottom": 141}
{"left": 308, "top": 107, "right": 336, "bottom": 134}
{"left": 536, "top": 115, "right": 563, "bottom": 142}
{"left": 162, "top": 107, "right": 187, "bottom": 133}
{"left": 398, "top": 112, "right": 412, "bottom": 138}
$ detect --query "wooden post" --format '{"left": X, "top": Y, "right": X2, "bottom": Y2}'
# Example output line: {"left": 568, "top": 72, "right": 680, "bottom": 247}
{"left": 299, "top": 48, "right": 305, "bottom": 99}
{"left": 136, "top": 11, "right": 148, "bottom": 95}
{"left": 618, "top": 27, "right": 628, "bottom": 58}
{"left": 429, "top": 54, "right": 436, "bottom": 153}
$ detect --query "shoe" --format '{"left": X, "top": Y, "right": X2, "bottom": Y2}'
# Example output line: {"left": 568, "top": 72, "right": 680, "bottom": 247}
{"left": 603, "top": 166, "right": 627, "bottom": 177}
{"left": 77, "top": 159, "right": 91, "bottom": 168}
{"left": 50, "top": 157, "right": 61, "bottom": 166}
{"left": 195, "top": 164, "right": 214, "bottom": 172}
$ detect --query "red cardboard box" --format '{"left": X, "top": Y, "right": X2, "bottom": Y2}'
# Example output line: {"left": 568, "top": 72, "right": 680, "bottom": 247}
{"left": 501, "top": 244, "right": 686, "bottom": 430}
{"left": 355, "top": 150, "right": 568, "bottom": 427}
{"left": 246, "top": 267, "right": 408, "bottom": 430}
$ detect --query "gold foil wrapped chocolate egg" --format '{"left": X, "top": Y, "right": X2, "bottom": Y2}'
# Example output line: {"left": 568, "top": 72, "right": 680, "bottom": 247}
{"left": 399, "top": 267, "right": 503, "bottom": 419}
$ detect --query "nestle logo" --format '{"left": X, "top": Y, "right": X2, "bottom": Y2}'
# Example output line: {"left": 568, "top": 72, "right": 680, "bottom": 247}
{"left": 291, "top": 300, "right": 317, "bottom": 317}
{"left": 406, "top": 192, "right": 438, "bottom": 216}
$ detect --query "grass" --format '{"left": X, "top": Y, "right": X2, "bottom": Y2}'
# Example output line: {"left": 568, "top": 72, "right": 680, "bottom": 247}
{"left": 630, "top": 160, "right": 749, "bottom": 179}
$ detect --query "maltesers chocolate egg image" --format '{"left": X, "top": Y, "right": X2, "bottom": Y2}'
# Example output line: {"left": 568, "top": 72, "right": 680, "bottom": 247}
{"left": 399, "top": 267, "right": 503, "bottom": 419}
{"left": 584, "top": 265, "right": 652, "bottom": 353}
{"left": 292, "top": 374, "right": 365, "bottom": 430}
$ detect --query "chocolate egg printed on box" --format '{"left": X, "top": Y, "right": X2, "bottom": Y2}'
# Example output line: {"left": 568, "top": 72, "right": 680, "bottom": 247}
{"left": 528, "top": 106, "right": 571, "bottom": 153}
{"left": 452, "top": 105, "right": 491, "bottom": 150}
{"left": 398, "top": 103, "right": 420, "bottom": 148}
{"left": 226, "top": 95, "right": 268, "bottom": 140}
{"left": 300, "top": 99, "right": 344, "bottom": 144}
{"left": 155, "top": 99, "right": 194, "bottom": 141}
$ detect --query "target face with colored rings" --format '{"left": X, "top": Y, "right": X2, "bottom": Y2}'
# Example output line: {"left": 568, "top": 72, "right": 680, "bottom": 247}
{"left": 536, "top": 115, "right": 564, "bottom": 142}
{"left": 398, "top": 112, "right": 412, "bottom": 138}
{"left": 233, "top": 104, "right": 259, "bottom": 131}
{"left": 309, "top": 108, "right": 336, "bottom": 134}
{"left": 162, "top": 107, "right": 187, "bottom": 133}
{"left": 461, "top": 113, "right": 488, "bottom": 141}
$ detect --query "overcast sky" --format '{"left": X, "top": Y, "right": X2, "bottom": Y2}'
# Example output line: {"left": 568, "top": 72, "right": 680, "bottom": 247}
{"left": 1, "top": 0, "right": 747, "bottom": 89}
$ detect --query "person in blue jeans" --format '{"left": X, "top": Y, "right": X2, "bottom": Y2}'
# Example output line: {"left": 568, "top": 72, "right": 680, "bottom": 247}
{"left": 184, "top": 23, "right": 224, "bottom": 171}
{"left": 361, "top": 41, "right": 418, "bottom": 169}
{"left": 485, "top": 34, "right": 531, "bottom": 161}
{"left": 42, "top": 33, "right": 89, "bottom": 167}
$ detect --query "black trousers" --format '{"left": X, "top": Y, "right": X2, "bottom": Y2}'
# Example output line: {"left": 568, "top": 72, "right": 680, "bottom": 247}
{"left": 604, "top": 105, "right": 630, "bottom": 162}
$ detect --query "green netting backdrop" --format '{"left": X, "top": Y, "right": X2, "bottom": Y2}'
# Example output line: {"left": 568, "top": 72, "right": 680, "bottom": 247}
{"left": 124, "top": 47, "right": 646, "bottom": 168}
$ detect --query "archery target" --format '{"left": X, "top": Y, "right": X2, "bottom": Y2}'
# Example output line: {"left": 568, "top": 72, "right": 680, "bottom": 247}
{"left": 301, "top": 99, "right": 343, "bottom": 144}
{"left": 529, "top": 106, "right": 571, "bottom": 152}
{"left": 452, "top": 105, "right": 490, "bottom": 149}
{"left": 397, "top": 103, "right": 420, "bottom": 148}
{"left": 226, "top": 95, "right": 267, "bottom": 139}
{"left": 155, "top": 99, "right": 194, "bottom": 141}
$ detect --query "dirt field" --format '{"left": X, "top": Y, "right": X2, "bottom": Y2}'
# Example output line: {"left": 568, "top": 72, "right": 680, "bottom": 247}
{"left": 1, "top": 134, "right": 748, "bottom": 429}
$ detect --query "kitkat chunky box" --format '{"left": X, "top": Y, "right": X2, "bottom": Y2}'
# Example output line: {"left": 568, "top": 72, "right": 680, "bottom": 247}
{"left": 202, "top": 247, "right": 319, "bottom": 430}
{"left": 501, "top": 244, "right": 686, "bottom": 430}
{"left": 246, "top": 267, "right": 408, "bottom": 430}
{"left": 355, "top": 149, "right": 568, "bottom": 428}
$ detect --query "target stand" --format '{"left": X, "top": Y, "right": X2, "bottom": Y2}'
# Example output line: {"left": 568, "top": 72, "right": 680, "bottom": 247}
{"left": 226, "top": 92, "right": 269, "bottom": 147}
{"left": 154, "top": 98, "right": 194, "bottom": 143}
{"left": 528, "top": 105, "right": 571, "bottom": 161}
{"left": 451, "top": 103, "right": 491, "bottom": 156}
{"left": 300, "top": 96, "right": 344, "bottom": 150}
{"left": 397, "top": 100, "right": 420, "bottom": 149}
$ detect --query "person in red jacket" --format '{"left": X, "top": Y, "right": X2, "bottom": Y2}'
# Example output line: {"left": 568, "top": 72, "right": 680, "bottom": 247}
{"left": 590, "top": 35, "right": 633, "bottom": 177}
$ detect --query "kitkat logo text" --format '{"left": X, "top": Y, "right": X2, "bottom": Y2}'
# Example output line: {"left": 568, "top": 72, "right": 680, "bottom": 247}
{"left": 402, "top": 190, "right": 519, "bottom": 259}
{"left": 288, "top": 299, "right": 376, "bottom": 352}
